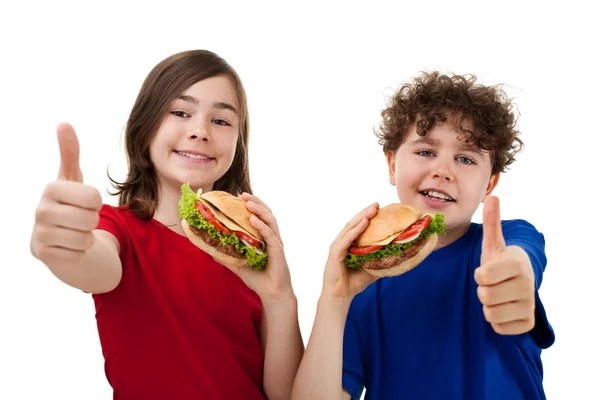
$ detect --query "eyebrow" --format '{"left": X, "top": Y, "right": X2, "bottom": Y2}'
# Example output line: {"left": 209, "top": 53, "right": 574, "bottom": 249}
{"left": 177, "top": 95, "right": 238, "bottom": 115}
{"left": 409, "top": 137, "right": 484, "bottom": 156}
{"left": 408, "top": 137, "right": 439, "bottom": 147}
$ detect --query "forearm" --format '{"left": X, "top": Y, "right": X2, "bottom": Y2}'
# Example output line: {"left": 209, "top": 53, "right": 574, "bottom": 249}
{"left": 262, "top": 293, "right": 305, "bottom": 400}
{"left": 44, "top": 230, "right": 122, "bottom": 293}
{"left": 292, "top": 294, "right": 352, "bottom": 400}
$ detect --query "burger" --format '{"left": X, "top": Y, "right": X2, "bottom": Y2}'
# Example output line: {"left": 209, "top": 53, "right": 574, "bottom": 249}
{"left": 178, "top": 183, "right": 268, "bottom": 270}
{"left": 345, "top": 203, "right": 445, "bottom": 277}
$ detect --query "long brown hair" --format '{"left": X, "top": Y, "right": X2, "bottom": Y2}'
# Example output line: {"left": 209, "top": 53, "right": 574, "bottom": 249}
{"left": 109, "top": 50, "right": 252, "bottom": 220}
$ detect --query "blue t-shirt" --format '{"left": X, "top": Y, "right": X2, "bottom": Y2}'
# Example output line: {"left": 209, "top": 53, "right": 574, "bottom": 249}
{"left": 342, "top": 219, "right": 554, "bottom": 400}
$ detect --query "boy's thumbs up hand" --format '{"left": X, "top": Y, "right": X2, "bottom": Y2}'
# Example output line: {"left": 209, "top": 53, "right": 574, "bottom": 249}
{"left": 474, "top": 196, "right": 536, "bottom": 335}
{"left": 31, "top": 123, "right": 103, "bottom": 266}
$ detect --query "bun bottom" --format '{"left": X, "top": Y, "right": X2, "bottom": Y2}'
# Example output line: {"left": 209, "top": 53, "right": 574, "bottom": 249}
{"left": 181, "top": 220, "right": 248, "bottom": 268}
{"left": 363, "top": 233, "right": 438, "bottom": 277}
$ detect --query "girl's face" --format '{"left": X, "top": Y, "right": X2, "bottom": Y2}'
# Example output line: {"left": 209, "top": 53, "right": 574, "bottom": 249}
{"left": 149, "top": 75, "right": 240, "bottom": 196}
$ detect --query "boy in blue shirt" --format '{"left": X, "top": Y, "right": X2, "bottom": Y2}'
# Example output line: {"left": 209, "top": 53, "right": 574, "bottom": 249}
{"left": 292, "top": 72, "right": 554, "bottom": 400}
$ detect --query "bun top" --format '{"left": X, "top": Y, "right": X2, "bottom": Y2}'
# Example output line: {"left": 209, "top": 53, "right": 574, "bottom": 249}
{"left": 200, "top": 191, "right": 263, "bottom": 241}
{"left": 355, "top": 203, "right": 423, "bottom": 247}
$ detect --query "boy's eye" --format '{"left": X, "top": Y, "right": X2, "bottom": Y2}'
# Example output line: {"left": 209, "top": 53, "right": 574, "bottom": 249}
{"left": 213, "top": 119, "right": 231, "bottom": 126}
{"left": 457, "top": 156, "right": 474, "bottom": 165}
{"left": 417, "top": 150, "right": 434, "bottom": 157}
{"left": 171, "top": 110, "right": 190, "bottom": 118}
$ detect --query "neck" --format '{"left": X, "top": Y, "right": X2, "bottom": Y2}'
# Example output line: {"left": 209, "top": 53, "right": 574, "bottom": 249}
{"left": 153, "top": 185, "right": 185, "bottom": 235}
{"left": 153, "top": 182, "right": 214, "bottom": 236}
{"left": 434, "top": 220, "right": 471, "bottom": 250}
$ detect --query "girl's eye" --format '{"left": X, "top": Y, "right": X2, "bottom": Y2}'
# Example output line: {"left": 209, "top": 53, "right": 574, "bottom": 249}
{"left": 417, "top": 150, "right": 434, "bottom": 157}
{"left": 171, "top": 110, "right": 190, "bottom": 118}
{"left": 457, "top": 156, "right": 475, "bottom": 165}
{"left": 213, "top": 119, "right": 231, "bottom": 126}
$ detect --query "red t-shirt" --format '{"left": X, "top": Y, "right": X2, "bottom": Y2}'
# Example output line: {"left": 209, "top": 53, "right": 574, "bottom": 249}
{"left": 93, "top": 204, "right": 265, "bottom": 399}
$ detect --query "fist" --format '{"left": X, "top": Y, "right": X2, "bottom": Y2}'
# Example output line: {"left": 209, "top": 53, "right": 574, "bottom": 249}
{"left": 31, "top": 123, "right": 103, "bottom": 266}
{"left": 474, "top": 196, "right": 536, "bottom": 335}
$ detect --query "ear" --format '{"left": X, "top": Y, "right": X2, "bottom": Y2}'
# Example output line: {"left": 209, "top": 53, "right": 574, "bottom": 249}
{"left": 484, "top": 173, "right": 500, "bottom": 198}
{"left": 386, "top": 151, "right": 396, "bottom": 186}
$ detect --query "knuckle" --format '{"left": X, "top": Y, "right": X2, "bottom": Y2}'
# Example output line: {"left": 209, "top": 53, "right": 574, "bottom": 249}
{"left": 483, "top": 306, "right": 495, "bottom": 322}
{"left": 35, "top": 226, "right": 52, "bottom": 243}
{"left": 491, "top": 323, "right": 503, "bottom": 334}
{"left": 84, "top": 212, "right": 100, "bottom": 231}
{"left": 35, "top": 245, "right": 57, "bottom": 263}
{"left": 43, "top": 182, "right": 59, "bottom": 199}
{"left": 478, "top": 286, "right": 490, "bottom": 304}
{"left": 84, "top": 187, "right": 103, "bottom": 209}
{"left": 482, "top": 268, "right": 494, "bottom": 283}
{"left": 35, "top": 204, "right": 52, "bottom": 223}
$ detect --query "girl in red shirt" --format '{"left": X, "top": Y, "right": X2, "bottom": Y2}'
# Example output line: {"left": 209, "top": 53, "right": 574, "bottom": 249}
{"left": 30, "top": 50, "right": 303, "bottom": 399}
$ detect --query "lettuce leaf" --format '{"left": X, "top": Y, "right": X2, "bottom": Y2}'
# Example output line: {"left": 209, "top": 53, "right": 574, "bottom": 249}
{"left": 345, "top": 213, "right": 446, "bottom": 269}
{"left": 178, "top": 183, "right": 268, "bottom": 270}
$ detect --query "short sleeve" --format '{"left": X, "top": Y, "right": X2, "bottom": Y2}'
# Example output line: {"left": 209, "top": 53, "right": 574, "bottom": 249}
{"left": 502, "top": 219, "right": 555, "bottom": 349}
{"left": 342, "top": 312, "right": 365, "bottom": 400}
{"left": 97, "top": 204, "right": 128, "bottom": 261}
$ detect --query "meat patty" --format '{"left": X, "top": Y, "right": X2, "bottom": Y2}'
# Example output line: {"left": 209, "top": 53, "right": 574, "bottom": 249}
{"left": 362, "top": 236, "right": 429, "bottom": 270}
{"left": 189, "top": 226, "right": 245, "bottom": 259}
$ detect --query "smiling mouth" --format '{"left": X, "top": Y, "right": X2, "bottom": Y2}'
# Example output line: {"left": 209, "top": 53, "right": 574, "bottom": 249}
{"left": 420, "top": 190, "right": 455, "bottom": 202}
{"left": 174, "top": 151, "right": 214, "bottom": 160}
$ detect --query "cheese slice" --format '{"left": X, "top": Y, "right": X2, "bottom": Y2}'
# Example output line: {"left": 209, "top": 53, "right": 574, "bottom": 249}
{"left": 196, "top": 196, "right": 265, "bottom": 246}
{"left": 369, "top": 214, "right": 434, "bottom": 246}
{"left": 371, "top": 232, "right": 402, "bottom": 246}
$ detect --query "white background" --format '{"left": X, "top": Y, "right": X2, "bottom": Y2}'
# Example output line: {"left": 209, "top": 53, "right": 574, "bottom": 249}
{"left": 1, "top": 1, "right": 598, "bottom": 399}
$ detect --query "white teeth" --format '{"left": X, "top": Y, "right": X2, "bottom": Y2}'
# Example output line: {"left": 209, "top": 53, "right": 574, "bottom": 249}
{"left": 177, "top": 151, "right": 210, "bottom": 160}
{"left": 425, "top": 190, "right": 453, "bottom": 201}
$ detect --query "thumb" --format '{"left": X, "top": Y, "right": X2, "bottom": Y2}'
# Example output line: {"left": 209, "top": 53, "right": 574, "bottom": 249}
{"left": 57, "top": 122, "right": 83, "bottom": 182}
{"left": 481, "top": 195, "right": 506, "bottom": 263}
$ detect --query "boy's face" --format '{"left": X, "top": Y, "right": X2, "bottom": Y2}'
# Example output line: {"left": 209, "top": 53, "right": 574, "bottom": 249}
{"left": 387, "top": 117, "right": 499, "bottom": 239}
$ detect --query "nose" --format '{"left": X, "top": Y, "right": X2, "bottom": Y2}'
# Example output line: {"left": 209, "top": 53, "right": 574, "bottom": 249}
{"left": 431, "top": 160, "right": 455, "bottom": 182}
{"left": 188, "top": 123, "right": 210, "bottom": 142}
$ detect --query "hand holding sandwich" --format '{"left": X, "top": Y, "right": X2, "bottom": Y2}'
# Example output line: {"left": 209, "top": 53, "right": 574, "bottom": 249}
{"left": 179, "top": 184, "right": 292, "bottom": 302}
{"left": 294, "top": 201, "right": 444, "bottom": 399}
{"left": 474, "top": 196, "right": 536, "bottom": 335}
{"left": 322, "top": 203, "right": 382, "bottom": 300}
{"left": 235, "top": 192, "right": 292, "bottom": 302}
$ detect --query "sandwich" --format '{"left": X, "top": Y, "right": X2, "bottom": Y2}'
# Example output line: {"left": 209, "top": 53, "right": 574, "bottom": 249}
{"left": 178, "top": 183, "right": 268, "bottom": 270}
{"left": 345, "top": 203, "right": 445, "bottom": 277}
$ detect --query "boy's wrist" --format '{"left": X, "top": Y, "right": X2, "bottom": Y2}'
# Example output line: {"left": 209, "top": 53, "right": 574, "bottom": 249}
{"left": 318, "top": 292, "right": 354, "bottom": 314}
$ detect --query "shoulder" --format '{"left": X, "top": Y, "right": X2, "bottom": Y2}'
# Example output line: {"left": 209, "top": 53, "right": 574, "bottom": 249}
{"left": 468, "top": 219, "right": 543, "bottom": 243}
{"left": 501, "top": 219, "right": 545, "bottom": 245}
{"left": 100, "top": 203, "right": 135, "bottom": 221}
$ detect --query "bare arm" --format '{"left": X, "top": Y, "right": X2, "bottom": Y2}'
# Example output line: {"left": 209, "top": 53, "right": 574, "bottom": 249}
{"left": 292, "top": 295, "right": 353, "bottom": 400}
{"left": 260, "top": 292, "right": 305, "bottom": 400}
{"left": 30, "top": 123, "right": 122, "bottom": 294}
{"left": 217, "top": 194, "right": 306, "bottom": 400}
{"left": 34, "top": 228, "right": 122, "bottom": 294}
{"left": 292, "top": 203, "right": 380, "bottom": 400}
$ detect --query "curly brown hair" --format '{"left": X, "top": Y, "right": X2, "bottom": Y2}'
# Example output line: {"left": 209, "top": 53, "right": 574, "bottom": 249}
{"left": 376, "top": 71, "right": 523, "bottom": 175}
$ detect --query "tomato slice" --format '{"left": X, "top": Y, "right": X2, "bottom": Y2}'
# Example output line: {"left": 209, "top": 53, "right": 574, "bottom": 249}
{"left": 195, "top": 202, "right": 233, "bottom": 235}
{"left": 392, "top": 216, "right": 432, "bottom": 242}
{"left": 235, "top": 230, "right": 262, "bottom": 249}
{"left": 349, "top": 244, "right": 384, "bottom": 255}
